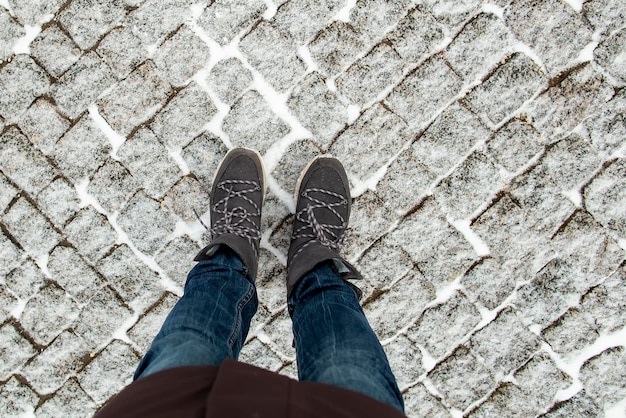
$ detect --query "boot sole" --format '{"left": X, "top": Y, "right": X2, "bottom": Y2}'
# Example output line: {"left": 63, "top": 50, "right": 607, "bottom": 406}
{"left": 212, "top": 147, "right": 267, "bottom": 199}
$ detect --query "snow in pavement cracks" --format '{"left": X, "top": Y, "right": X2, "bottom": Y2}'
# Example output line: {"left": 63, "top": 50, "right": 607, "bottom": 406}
{"left": 0, "top": 0, "right": 625, "bottom": 417}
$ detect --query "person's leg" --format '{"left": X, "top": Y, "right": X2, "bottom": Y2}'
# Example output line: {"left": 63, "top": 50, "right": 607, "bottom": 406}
{"left": 134, "top": 247, "right": 257, "bottom": 379}
{"left": 288, "top": 262, "right": 405, "bottom": 413}
{"left": 135, "top": 147, "right": 265, "bottom": 380}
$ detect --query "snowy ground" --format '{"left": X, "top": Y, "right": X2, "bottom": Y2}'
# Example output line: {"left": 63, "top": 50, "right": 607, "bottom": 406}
{"left": 1, "top": 0, "right": 625, "bottom": 417}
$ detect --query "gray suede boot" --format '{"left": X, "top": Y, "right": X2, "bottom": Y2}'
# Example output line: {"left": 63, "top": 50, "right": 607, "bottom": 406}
{"left": 194, "top": 148, "right": 265, "bottom": 279}
{"left": 286, "top": 156, "right": 362, "bottom": 299}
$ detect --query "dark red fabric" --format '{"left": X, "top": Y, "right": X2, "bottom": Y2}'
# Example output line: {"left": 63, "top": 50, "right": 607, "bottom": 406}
{"left": 94, "top": 359, "right": 406, "bottom": 418}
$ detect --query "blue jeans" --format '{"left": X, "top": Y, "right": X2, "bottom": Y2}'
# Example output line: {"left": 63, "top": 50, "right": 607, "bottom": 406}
{"left": 134, "top": 248, "right": 404, "bottom": 413}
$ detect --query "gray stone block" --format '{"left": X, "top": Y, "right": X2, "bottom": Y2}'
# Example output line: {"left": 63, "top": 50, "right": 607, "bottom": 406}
{"left": 595, "top": 28, "right": 626, "bottom": 84}
{"left": 288, "top": 72, "right": 347, "bottom": 149}
{"left": 127, "top": 0, "right": 194, "bottom": 45}
{"left": 375, "top": 146, "right": 437, "bottom": 214}
{"left": 505, "top": 0, "right": 593, "bottom": 74}
{"left": 461, "top": 256, "right": 519, "bottom": 310}
{"left": 182, "top": 132, "right": 228, "bottom": 190}
{"left": 98, "top": 60, "right": 171, "bottom": 136}
{"left": 0, "top": 377, "right": 39, "bottom": 417}
{"left": 390, "top": 198, "right": 477, "bottom": 289}
{"left": 585, "top": 89, "right": 626, "bottom": 156}
{"left": 53, "top": 116, "right": 111, "bottom": 182}
{"left": 151, "top": 82, "right": 217, "bottom": 149}
{"left": 387, "top": 6, "right": 445, "bottom": 64}
{"left": 337, "top": 42, "right": 405, "bottom": 105}
{"left": 542, "top": 308, "right": 599, "bottom": 356}
{"left": 508, "top": 162, "right": 576, "bottom": 236}
{"left": 3, "top": 197, "right": 61, "bottom": 259}
{"left": 422, "top": 0, "right": 481, "bottom": 29}
{"left": 51, "top": 52, "right": 116, "bottom": 119}
{"left": 542, "top": 133, "right": 602, "bottom": 191}
{"left": 97, "top": 26, "right": 146, "bottom": 79}
{"left": 308, "top": 21, "right": 365, "bottom": 77}
{"left": 583, "top": 0, "right": 626, "bottom": 35}
{"left": 96, "top": 245, "right": 163, "bottom": 312}
{"left": 386, "top": 57, "right": 464, "bottom": 131}
{"left": 37, "top": 178, "right": 81, "bottom": 228}
{"left": 22, "top": 330, "right": 88, "bottom": 395}
{"left": 64, "top": 207, "right": 116, "bottom": 264}
{"left": 0, "top": 10, "right": 23, "bottom": 62}
{"left": 7, "top": 0, "right": 61, "bottom": 25}
{"left": 263, "top": 309, "right": 295, "bottom": 359}
{"left": 5, "top": 259, "right": 45, "bottom": 300}
{"left": 59, "top": 0, "right": 126, "bottom": 49}
{"left": 35, "top": 378, "right": 97, "bottom": 418}
{"left": 87, "top": 160, "right": 140, "bottom": 214}
{"left": 18, "top": 98, "right": 70, "bottom": 156}
{"left": 584, "top": 159, "right": 626, "bottom": 237}
{"left": 0, "top": 232, "right": 22, "bottom": 278}
{"left": 516, "top": 258, "right": 583, "bottom": 328}
{"left": 153, "top": 26, "right": 210, "bottom": 87}
{"left": 78, "top": 340, "right": 139, "bottom": 404}
{"left": 30, "top": 23, "right": 81, "bottom": 78}
{"left": 434, "top": 151, "right": 504, "bottom": 220}
{"left": 581, "top": 264, "right": 626, "bottom": 334}
{"left": 73, "top": 286, "right": 133, "bottom": 349}
{"left": 238, "top": 338, "right": 284, "bottom": 372}
{"left": 515, "top": 352, "right": 572, "bottom": 413}
{"left": 128, "top": 292, "right": 178, "bottom": 353}
{"left": 0, "top": 172, "right": 17, "bottom": 214}
{"left": 357, "top": 235, "right": 414, "bottom": 291}
{"left": 580, "top": 347, "right": 626, "bottom": 409}
{"left": 20, "top": 282, "right": 80, "bottom": 345}
{"left": 117, "top": 127, "right": 182, "bottom": 198}
{"left": 487, "top": 119, "right": 543, "bottom": 173}
{"left": 0, "top": 323, "right": 36, "bottom": 381}
{"left": 465, "top": 53, "right": 546, "bottom": 125}
{"left": 1, "top": 127, "right": 58, "bottom": 196}
{"left": 0, "top": 55, "right": 50, "bottom": 122}
{"left": 154, "top": 236, "right": 199, "bottom": 288}
{"left": 540, "top": 391, "right": 601, "bottom": 418}
{"left": 344, "top": 191, "right": 396, "bottom": 259}
{"left": 409, "top": 292, "right": 481, "bottom": 359}
{"left": 472, "top": 194, "right": 545, "bottom": 262}
{"left": 223, "top": 90, "right": 289, "bottom": 153}
{"left": 445, "top": 13, "right": 514, "bottom": 81}
{"left": 363, "top": 271, "right": 436, "bottom": 340}
{"left": 273, "top": 0, "right": 343, "bottom": 44}
{"left": 404, "top": 384, "right": 451, "bottom": 418}
{"left": 255, "top": 248, "right": 288, "bottom": 314}
{"left": 469, "top": 307, "right": 541, "bottom": 378}
{"left": 349, "top": 0, "right": 410, "bottom": 43}
{"left": 0, "top": 284, "right": 18, "bottom": 324}
{"left": 48, "top": 246, "right": 104, "bottom": 304}
{"left": 384, "top": 336, "right": 424, "bottom": 388}
{"left": 240, "top": 21, "right": 306, "bottom": 92}
{"left": 271, "top": 139, "right": 321, "bottom": 192}
{"left": 331, "top": 103, "right": 410, "bottom": 180}
{"left": 163, "top": 176, "right": 210, "bottom": 221}
{"left": 551, "top": 210, "right": 624, "bottom": 289}
{"left": 468, "top": 382, "right": 529, "bottom": 417}
{"left": 260, "top": 190, "right": 291, "bottom": 233}
{"left": 117, "top": 191, "right": 176, "bottom": 254}
{"left": 429, "top": 345, "right": 495, "bottom": 411}
{"left": 206, "top": 58, "right": 253, "bottom": 105}
{"left": 528, "top": 65, "right": 614, "bottom": 142}
{"left": 197, "top": 0, "right": 266, "bottom": 45}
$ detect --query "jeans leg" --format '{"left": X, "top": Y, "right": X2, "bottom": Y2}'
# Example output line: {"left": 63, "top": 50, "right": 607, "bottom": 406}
{"left": 134, "top": 247, "right": 258, "bottom": 380}
{"left": 288, "top": 262, "right": 405, "bottom": 413}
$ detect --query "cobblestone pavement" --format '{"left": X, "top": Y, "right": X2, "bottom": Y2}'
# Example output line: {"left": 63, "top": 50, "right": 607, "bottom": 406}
{"left": 1, "top": 0, "right": 625, "bottom": 417}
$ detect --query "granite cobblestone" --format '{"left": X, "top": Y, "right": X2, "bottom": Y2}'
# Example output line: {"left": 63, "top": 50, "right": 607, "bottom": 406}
{"left": 1, "top": 1, "right": 624, "bottom": 416}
